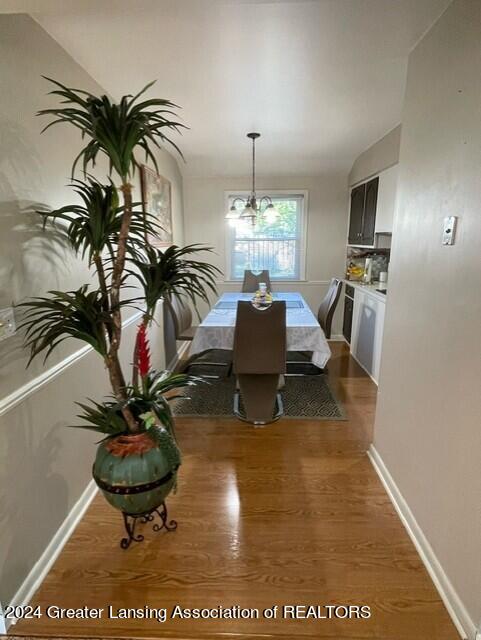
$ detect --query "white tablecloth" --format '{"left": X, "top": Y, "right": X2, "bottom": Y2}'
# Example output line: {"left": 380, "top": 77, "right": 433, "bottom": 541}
{"left": 190, "top": 292, "right": 331, "bottom": 368}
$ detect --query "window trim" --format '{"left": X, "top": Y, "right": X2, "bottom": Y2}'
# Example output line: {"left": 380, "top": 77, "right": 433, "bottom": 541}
{"left": 224, "top": 189, "right": 308, "bottom": 282}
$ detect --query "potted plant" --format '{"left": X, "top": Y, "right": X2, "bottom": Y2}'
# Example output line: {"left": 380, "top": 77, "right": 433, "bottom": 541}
{"left": 19, "top": 78, "right": 221, "bottom": 548}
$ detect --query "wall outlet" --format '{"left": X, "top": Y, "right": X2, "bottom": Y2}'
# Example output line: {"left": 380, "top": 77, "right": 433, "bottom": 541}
{"left": 0, "top": 307, "right": 16, "bottom": 342}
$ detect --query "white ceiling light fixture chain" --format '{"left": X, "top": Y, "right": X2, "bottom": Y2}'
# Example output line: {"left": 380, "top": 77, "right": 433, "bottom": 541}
{"left": 225, "top": 133, "right": 279, "bottom": 226}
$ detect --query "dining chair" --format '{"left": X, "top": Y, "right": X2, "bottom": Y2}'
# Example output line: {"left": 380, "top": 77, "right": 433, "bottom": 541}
{"left": 286, "top": 278, "right": 342, "bottom": 375}
{"left": 317, "top": 277, "right": 343, "bottom": 339}
{"left": 166, "top": 293, "right": 196, "bottom": 341}
{"left": 241, "top": 269, "right": 272, "bottom": 293}
{"left": 233, "top": 301, "right": 286, "bottom": 425}
{"left": 164, "top": 294, "right": 232, "bottom": 378}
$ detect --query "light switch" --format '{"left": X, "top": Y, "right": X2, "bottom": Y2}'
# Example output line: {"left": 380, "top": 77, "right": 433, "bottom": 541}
{"left": 442, "top": 216, "right": 457, "bottom": 245}
{"left": 0, "top": 307, "right": 16, "bottom": 342}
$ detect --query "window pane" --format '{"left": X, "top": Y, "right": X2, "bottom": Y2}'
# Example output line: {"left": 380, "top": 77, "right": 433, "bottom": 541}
{"left": 228, "top": 195, "right": 304, "bottom": 280}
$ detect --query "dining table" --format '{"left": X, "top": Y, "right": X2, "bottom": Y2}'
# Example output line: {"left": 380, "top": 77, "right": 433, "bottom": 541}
{"left": 189, "top": 291, "right": 332, "bottom": 369}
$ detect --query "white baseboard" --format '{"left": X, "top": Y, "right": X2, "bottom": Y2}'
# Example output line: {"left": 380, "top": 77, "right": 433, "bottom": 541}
{"left": 368, "top": 446, "right": 475, "bottom": 640}
{"left": 349, "top": 350, "right": 379, "bottom": 385}
{"left": 3, "top": 479, "right": 98, "bottom": 630}
{"left": 0, "top": 310, "right": 144, "bottom": 631}
{"left": 328, "top": 334, "right": 345, "bottom": 342}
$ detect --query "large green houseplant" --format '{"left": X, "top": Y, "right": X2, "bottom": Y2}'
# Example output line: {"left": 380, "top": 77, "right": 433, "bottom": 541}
{"left": 19, "top": 78, "right": 220, "bottom": 547}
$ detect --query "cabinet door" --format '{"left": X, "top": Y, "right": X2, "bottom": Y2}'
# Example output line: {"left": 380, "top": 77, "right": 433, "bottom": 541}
{"left": 361, "top": 177, "right": 379, "bottom": 245}
{"left": 348, "top": 183, "right": 365, "bottom": 244}
{"left": 351, "top": 292, "right": 385, "bottom": 384}
{"left": 372, "top": 299, "right": 385, "bottom": 383}
{"left": 375, "top": 165, "right": 398, "bottom": 233}
{"left": 342, "top": 296, "right": 354, "bottom": 344}
{"left": 353, "top": 295, "right": 377, "bottom": 378}
{"left": 350, "top": 288, "right": 363, "bottom": 356}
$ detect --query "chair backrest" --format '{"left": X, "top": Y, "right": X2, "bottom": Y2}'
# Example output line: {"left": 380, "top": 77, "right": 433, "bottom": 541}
{"left": 165, "top": 294, "right": 193, "bottom": 339}
{"left": 241, "top": 269, "right": 272, "bottom": 293}
{"left": 317, "top": 278, "right": 342, "bottom": 339}
{"left": 163, "top": 300, "right": 178, "bottom": 364}
{"left": 233, "top": 301, "right": 286, "bottom": 374}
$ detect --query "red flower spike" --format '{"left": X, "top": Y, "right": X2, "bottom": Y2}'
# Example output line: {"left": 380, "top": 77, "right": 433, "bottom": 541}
{"left": 136, "top": 323, "right": 151, "bottom": 378}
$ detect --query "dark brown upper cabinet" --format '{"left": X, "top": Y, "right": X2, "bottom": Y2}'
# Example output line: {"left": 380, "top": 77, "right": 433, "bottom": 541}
{"left": 348, "top": 183, "right": 365, "bottom": 244}
{"left": 348, "top": 176, "right": 379, "bottom": 246}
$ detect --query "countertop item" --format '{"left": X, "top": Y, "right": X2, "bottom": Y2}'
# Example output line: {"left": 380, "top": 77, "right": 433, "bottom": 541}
{"left": 344, "top": 279, "right": 387, "bottom": 303}
{"left": 363, "top": 258, "right": 373, "bottom": 284}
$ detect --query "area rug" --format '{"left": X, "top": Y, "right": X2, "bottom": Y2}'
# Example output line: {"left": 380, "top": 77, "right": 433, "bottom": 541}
{"left": 172, "top": 374, "right": 346, "bottom": 420}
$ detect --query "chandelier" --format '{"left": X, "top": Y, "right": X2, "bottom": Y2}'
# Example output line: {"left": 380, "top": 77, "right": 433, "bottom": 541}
{"left": 225, "top": 132, "right": 279, "bottom": 226}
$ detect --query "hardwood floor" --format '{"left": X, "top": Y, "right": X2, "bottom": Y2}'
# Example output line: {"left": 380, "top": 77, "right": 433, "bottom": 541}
{"left": 13, "top": 343, "right": 459, "bottom": 640}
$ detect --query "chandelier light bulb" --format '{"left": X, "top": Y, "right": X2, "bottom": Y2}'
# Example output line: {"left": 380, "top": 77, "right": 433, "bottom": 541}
{"left": 225, "top": 205, "right": 240, "bottom": 220}
{"left": 264, "top": 203, "right": 279, "bottom": 223}
{"left": 240, "top": 203, "right": 254, "bottom": 218}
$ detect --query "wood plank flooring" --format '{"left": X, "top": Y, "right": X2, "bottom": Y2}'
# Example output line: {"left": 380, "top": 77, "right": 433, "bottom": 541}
{"left": 13, "top": 343, "right": 459, "bottom": 640}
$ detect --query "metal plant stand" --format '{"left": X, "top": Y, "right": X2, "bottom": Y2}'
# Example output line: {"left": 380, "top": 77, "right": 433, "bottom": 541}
{"left": 120, "top": 502, "right": 177, "bottom": 549}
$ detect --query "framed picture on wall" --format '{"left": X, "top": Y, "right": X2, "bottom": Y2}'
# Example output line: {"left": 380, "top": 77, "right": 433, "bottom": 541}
{"left": 140, "top": 164, "right": 173, "bottom": 246}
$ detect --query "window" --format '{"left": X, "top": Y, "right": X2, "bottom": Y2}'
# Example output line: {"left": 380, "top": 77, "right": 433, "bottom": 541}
{"left": 226, "top": 192, "right": 307, "bottom": 281}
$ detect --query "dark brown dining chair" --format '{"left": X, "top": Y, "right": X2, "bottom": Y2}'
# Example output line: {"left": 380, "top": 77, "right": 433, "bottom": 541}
{"left": 241, "top": 269, "right": 272, "bottom": 293}
{"left": 233, "top": 301, "right": 286, "bottom": 424}
{"left": 165, "top": 293, "right": 196, "bottom": 341}
{"left": 164, "top": 294, "right": 231, "bottom": 377}
{"left": 286, "top": 278, "right": 342, "bottom": 375}
{"left": 317, "top": 277, "right": 343, "bottom": 339}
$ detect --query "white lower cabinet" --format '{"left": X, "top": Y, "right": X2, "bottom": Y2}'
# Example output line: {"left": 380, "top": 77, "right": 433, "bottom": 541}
{"left": 350, "top": 289, "right": 385, "bottom": 384}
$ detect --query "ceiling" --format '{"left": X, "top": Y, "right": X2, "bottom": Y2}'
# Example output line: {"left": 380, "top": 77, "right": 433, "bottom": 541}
{"left": 2, "top": 0, "right": 451, "bottom": 177}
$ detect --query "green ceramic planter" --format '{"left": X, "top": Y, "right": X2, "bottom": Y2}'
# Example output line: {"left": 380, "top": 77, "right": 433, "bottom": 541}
{"left": 93, "top": 429, "right": 180, "bottom": 516}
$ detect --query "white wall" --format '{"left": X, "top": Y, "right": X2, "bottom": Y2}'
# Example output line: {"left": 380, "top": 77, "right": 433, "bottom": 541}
{"left": 183, "top": 174, "right": 348, "bottom": 334}
{"left": 154, "top": 147, "right": 185, "bottom": 247}
{"left": 349, "top": 124, "right": 401, "bottom": 187}
{"left": 0, "top": 14, "right": 183, "bottom": 606}
{"left": 373, "top": 1, "right": 481, "bottom": 636}
{"left": 0, "top": 15, "right": 184, "bottom": 400}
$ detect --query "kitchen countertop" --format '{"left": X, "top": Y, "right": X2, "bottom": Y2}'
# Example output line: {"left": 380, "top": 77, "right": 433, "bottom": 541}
{"left": 343, "top": 279, "right": 388, "bottom": 303}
